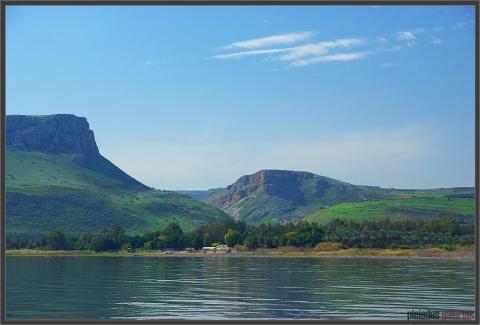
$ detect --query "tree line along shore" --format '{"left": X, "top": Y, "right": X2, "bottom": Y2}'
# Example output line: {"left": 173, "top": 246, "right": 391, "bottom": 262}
{"left": 6, "top": 217, "right": 474, "bottom": 259}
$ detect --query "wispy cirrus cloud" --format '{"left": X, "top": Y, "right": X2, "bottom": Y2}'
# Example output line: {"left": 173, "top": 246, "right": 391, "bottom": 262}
{"left": 214, "top": 35, "right": 368, "bottom": 67}
{"left": 213, "top": 48, "right": 292, "bottom": 59}
{"left": 223, "top": 31, "right": 313, "bottom": 49}
{"left": 377, "top": 45, "right": 403, "bottom": 53}
{"left": 278, "top": 38, "right": 366, "bottom": 61}
{"left": 291, "top": 51, "right": 370, "bottom": 67}
{"left": 212, "top": 22, "right": 469, "bottom": 68}
{"left": 431, "top": 19, "right": 473, "bottom": 33}
{"left": 379, "top": 62, "right": 398, "bottom": 68}
{"left": 377, "top": 36, "right": 388, "bottom": 43}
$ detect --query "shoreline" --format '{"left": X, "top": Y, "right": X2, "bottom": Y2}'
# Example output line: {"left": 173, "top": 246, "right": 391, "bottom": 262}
{"left": 6, "top": 246, "right": 475, "bottom": 260}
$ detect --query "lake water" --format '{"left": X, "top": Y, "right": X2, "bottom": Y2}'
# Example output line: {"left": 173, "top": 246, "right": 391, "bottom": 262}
{"left": 6, "top": 256, "right": 475, "bottom": 320}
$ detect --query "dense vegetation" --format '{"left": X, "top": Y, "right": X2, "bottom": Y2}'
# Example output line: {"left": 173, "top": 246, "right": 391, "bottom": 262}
{"left": 7, "top": 217, "right": 474, "bottom": 252}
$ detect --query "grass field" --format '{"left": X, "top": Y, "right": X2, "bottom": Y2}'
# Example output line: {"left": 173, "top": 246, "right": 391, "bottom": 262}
{"left": 304, "top": 197, "right": 475, "bottom": 224}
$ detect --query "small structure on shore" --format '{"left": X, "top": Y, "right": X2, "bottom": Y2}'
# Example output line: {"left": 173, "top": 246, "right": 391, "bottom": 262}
{"left": 215, "top": 245, "right": 231, "bottom": 254}
{"left": 202, "top": 245, "right": 231, "bottom": 254}
{"left": 202, "top": 246, "right": 215, "bottom": 253}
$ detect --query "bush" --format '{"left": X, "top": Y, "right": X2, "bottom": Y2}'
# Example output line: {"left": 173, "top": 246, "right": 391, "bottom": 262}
{"left": 314, "top": 242, "right": 342, "bottom": 252}
{"left": 224, "top": 229, "right": 240, "bottom": 247}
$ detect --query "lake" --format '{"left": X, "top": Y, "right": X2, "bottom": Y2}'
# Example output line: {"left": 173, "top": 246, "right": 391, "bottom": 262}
{"left": 6, "top": 256, "right": 475, "bottom": 320}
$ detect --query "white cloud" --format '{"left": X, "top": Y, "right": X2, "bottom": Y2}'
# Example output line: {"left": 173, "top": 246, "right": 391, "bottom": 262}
{"left": 411, "top": 27, "right": 428, "bottom": 34}
{"left": 212, "top": 23, "right": 465, "bottom": 68}
{"left": 380, "top": 63, "right": 398, "bottom": 68}
{"left": 278, "top": 38, "right": 366, "bottom": 61}
{"left": 450, "top": 20, "right": 474, "bottom": 30}
{"left": 397, "top": 31, "right": 416, "bottom": 41}
{"left": 396, "top": 28, "right": 428, "bottom": 47}
{"left": 225, "top": 31, "right": 313, "bottom": 49}
{"left": 290, "top": 51, "right": 370, "bottom": 67}
{"left": 376, "top": 45, "right": 403, "bottom": 53}
{"left": 213, "top": 48, "right": 291, "bottom": 59}
{"left": 214, "top": 37, "right": 367, "bottom": 67}
{"left": 454, "top": 22, "right": 466, "bottom": 29}
{"left": 377, "top": 36, "right": 388, "bottom": 43}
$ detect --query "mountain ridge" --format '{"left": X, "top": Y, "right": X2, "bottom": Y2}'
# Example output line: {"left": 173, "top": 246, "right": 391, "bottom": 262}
{"left": 184, "top": 169, "right": 474, "bottom": 224}
{"left": 6, "top": 114, "right": 230, "bottom": 236}
{"left": 200, "top": 169, "right": 391, "bottom": 224}
{"left": 7, "top": 114, "right": 149, "bottom": 191}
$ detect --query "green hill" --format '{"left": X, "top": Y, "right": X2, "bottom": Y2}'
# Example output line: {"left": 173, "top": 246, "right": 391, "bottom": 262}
{"left": 6, "top": 115, "right": 230, "bottom": 237}
{"left": 200, "top": 170, "right": 395, "bottom": 224}
{"left": 304, "top": 197, "right": 475, "bottom": 224}
{"left": 194, "top": 170, "right": 474, "bottom": 225}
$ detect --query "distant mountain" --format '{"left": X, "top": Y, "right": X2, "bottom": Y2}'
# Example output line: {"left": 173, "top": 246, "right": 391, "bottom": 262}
{"left": 177, "top": 188, "right": 223, "bottom": 201}
{"left": 6, "top": 114, "right": 230, "bottom": 237}
{"left": 191, "top": 170, "right": 474, "bottom": 225}
{"left": 198, "top": 170, "right": 389, "bottom": 224}
{"left": 7, "top": 114, "right": 149, "bottom": 191}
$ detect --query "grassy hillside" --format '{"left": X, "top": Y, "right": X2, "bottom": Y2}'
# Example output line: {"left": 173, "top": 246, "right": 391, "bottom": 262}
{"left": 304, "top": 197, "right": 475, "bottom": 224}
{"left": 6, "top": 149, "right": 230, "bottom": 237}
{"left": 202, "top": 170, "right": 396, "bottom": 224}
{"left": 198, "top": 169, "right": 475, "bottom": 225}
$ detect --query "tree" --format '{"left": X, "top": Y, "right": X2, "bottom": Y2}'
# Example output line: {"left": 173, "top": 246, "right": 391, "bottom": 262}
{"left": 190, "top": 229, "right": 204, "bottom": 249}
{"left": 92, "top": 237, "right": 117, "bottom": 252}
{"left": 44, "top": 230, "right": 66, "bottom": 250}
{"left": 224, "top": 229, "right": 240, "bottom": 247}
{"left": 161, "top": 222, "right": 184, "bottom": 249}
{"left": 109, "top": 224, "right": 126, "bottom": 244}
{"left": 243, "top": 235, "right": 258, "bottom": 251}
{"left": 144, "top": 241, "right": 154, "bottom": 250}
{"left": 129, "top": 235, "right": 146, "bottom": 249}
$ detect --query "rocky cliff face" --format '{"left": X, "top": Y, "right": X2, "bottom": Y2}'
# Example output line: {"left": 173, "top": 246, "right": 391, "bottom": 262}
{"left": 203, "top": 169, "right": 392, "bottom": 224}
{"left": 6, "top": 114, "right": 149, "bottom": 191}
{"left": 222, "top": 170, "right": 311, "bottom": 205}
{"left": 7, "top": 114, "right": 99, "bottom": 155}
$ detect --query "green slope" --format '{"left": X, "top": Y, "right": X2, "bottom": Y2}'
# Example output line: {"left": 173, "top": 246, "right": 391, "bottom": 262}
{"left": 6, "top": 148, "right": 230, "bottom": 237}
{"left": 201, "top": 170, "right": 396, "bottom": 225}
{"left": 198, "top": 168, "right": 475, "bottom": 225}
{"left": 304, "top": 197, "right": 475, "bottom": 224}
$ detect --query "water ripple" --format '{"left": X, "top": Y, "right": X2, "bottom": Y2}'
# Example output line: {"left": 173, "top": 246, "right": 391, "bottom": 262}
{"left": 6, "top": 256, "right": 475, "bottom": 320}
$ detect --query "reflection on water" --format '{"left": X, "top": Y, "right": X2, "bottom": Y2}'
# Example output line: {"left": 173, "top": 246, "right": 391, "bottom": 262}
{"left": 6, "top": 256, "right": 475, "bottom": 320}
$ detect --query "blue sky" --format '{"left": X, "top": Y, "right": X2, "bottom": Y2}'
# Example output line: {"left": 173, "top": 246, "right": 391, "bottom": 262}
{"left": 6, "top": 5, "right": 475, "bottom": 190}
